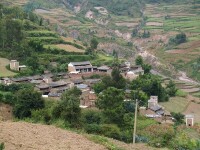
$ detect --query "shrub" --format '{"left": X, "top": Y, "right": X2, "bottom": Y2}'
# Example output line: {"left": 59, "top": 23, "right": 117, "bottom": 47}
{"left": 100, "top": 124, "right": 121, "bottom": 140}
{"left": 82, "top": 109, "right": 102, "bottom": 124}
{"left": 176, "top": 89, "right": 187, "bottom": 97}
{"left": 0, "top": 143, "right": 4, "bottom": 150}
{"left": 13, "top": 89, "right": 44, "bottom": 119}
{"left": 52, "top": 119, "right": 70, "bottom": 129}
{"left": 170, "top": 133, "right": 200, "bottom": 150}
{"left": 84, "top": 124, "right": 102, "bottom": 134}
{"left": 140, "top": 124, "right": 175, "bottom": 147}
{"left": 168, "top": 33, "right": 187, "bottom": 46}
{"left": 31, "top": 109, "right": 51, "bottom": 124}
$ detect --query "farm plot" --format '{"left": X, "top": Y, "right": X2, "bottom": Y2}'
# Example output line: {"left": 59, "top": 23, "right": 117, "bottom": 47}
{"left": 45, "top": 44, "right": 85, "bottom": 53}
{"left": 0, "top": 58, "right": 16, "bottom": 77}
{"left": 160, "top": 97, "right": 189, "bottom": 113}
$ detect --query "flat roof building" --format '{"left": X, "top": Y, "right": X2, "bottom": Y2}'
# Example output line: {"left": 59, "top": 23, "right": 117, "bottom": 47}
{"left": 68, "top": 61, "right": 93, "bottom": 73}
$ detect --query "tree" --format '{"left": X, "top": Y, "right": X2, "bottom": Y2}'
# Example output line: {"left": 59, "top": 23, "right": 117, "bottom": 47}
{"left": 175, "top": 33, "right": 186, "bottom": 44}
{"left": 90, "top": 38, "right": 98, "bottom": 50}
{"left": 5, "top": 19, "right": 24, "bottom": 47}
{"left": 0, "top": 143, "right": 4, "bottom": 150}
{"left": 132, "top": 28, "right": 138, "bottom": 37}
{"left": 96, "top": 87, "right": 125, "bottom": 125}
{"left": 13, "top": 89, "right": 44, "bottom": 119}
{"left": 166, "top": 80, "right": 177, "bottom": 97}
{"left": 171, "top": 112, "right": 184, "bottom": 125}
{"left": 26, "top": 55, "right": 39, "bottom": 70}
{"left": 52, "top": 87, "right": 82, "bottom": 126}
{"left": 142, "top": 64, "right": 152, "bottom": 74}
{"left": 135, "top": 56, "right": 143, "bottom": 66}
{"left": 130, "top": 74, "right": 169, "bottom": 102}
{"left": 111, "top": 66, "right": 126, "bottom": 89}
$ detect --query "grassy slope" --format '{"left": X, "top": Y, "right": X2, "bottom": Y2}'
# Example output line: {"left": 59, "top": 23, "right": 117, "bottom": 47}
{"left": 0, "top": 58, "right": 17, "bottom": 77}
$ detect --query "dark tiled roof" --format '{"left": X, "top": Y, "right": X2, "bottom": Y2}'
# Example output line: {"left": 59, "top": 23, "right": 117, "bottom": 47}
{"left": 27, "top": 75, "right": 42, "bottom": 80}
{"left": 36, "top": 84, "right": 50, "bottom": 89}
{"left": 150, "top": 105, "right": 162, "bottom": 112}
{"left": 70, "top": 61, "right": 91, "bottom": 66}
{"left": 30, "top": 80, "right": 43, "bottom": 84}
{"left": 77, "top": 84, "right": 88, "bottom": 89}
{"left": 97, "top": 66, "right": 110, "bottom": 70}
{"left": 85, "top": 79, "right": 101, "bottom": 84}
{"left": 42, "top": 74, "right": 54, "bottom": 78}
{"left": 75, "top": 65, "right": 93, "bottom": 69}
{"left": 11, "top": 77, "right": 29, "bottom": 82}
{"left": 156, "top": 110, "right": 164, "bottom": 115}
{"left": 72, "top": 79, "right": 84, "bottom": 84}
{"left": 48, "top": 81, "right": 67, "bottom": 88}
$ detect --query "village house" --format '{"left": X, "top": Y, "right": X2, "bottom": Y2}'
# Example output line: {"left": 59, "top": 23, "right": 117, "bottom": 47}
{"left": 71, "top": 78, "right": 84, "bottom": 85}
{"left": 76, "top": 84, "right": 90, "bottom": 92}
{"left": 140, "top": 96, "right": 171, "bottom": 123}
{"left": 80, "top": 91, "right": 97, "bottom": 108}
{"left": 11, "top": 77, "right": 30, "bottom": 83}
{"left": 124, "top": 65, "right": 144, "bottom": 80}
{"left": 185, "top": 114, "right": 194, "bottom": 127}
{"left": 68, "top": 61, "right": 93, "bottom": 73}
{"left": 10, "top": 60, "right": 27, "bottom": 71}
{"left": 130, "top": 65, "right": 144, "bottom": 75}
{"left": 97, "top": 65, "right": 111, "bottom": 74}
{"left": 35, "top": 84, "right": 50, "bottom": 95}
{"left": 85, "top": 79, "right": 101, "bottom": 87}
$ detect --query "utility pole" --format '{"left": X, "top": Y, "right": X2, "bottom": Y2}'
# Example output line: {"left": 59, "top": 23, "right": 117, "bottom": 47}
{"left": 133, "top": 99, "right": 138, "bottom": 144}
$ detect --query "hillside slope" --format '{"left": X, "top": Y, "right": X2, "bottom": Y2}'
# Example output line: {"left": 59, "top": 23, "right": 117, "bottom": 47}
{"left": 0, "top": 122, "right": 106, "bottom": 150}
{"left": 0, "top": 121, "right": 164, "bottom": 150}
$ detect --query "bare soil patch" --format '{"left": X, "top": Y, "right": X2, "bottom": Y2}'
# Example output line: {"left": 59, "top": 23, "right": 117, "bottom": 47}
{"left": 0, "top": 103, "right": 13, "bottom": 121}
{"left": 55, "top": 44, "right": 85, "bottom": 53}
{"left": 0, "top": 122, "right": 106, "bottom": 150}
{"left": 146, "top": 22, "right": 163, "bottom": 26}
{"left": 115, "top": 22, "right": 138, "bottom": 27}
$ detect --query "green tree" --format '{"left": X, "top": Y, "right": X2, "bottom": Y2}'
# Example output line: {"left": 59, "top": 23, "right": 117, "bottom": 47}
{"left": 5, "top": 19, "right": 24, "bottom": 47}
{"left": 111, "top": 66, "right": 126, "bottom": 89}
{"left": 52, "top": 87, "right": 82, "bottom": 126}
{"left": 90, "top": 38, "right": 98, "bottom": 50}
{"left": 131, "top": 74, "right": 169, "bottom": 102}
{"left": 13, "top": 89, "right": 44, "bottom": 119}
{"left": 0, "top": 143, "right": 4, "bottom": 150}
{"left": 26, "top": 55, "right": 39, "bottom": 70}
{"left": 175, "top": 33, "right": 186, "bottom": 44}
{"left": 142, "top": 63, "right": 152, "bottom": 74}
{"left": 96, "top": 87, "right": 125, "bottom": 125}
{"left": 132, "top": 28, "right": 138, "bottom": 37}
{"left": 135, "top": 56, "right": 143, "bottom": 66}
{"left": 166, "top": 80, "right": 177, "bottom": 97}
{"left": 171, "top": 112, "right": 184, "bottom": 125}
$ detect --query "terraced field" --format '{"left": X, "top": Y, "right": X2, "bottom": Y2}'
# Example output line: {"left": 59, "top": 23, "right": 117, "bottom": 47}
{"left": 26, "top": 30, "right": 85, "bottom": 53}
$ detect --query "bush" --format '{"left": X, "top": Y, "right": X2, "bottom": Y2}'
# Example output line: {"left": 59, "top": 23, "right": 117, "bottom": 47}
{"left": 176, "top": 89, "right": 187, "bottom": 97}
{"left": 13, "top": 89, "right": 44, "bottom": 119}
{"left": 168, "top": 33, "right": 187, "bottom": 46}
{"left": 82, "top": 110, "right": 102, "bottom": 124}
{"left": 100, "top": 124, "right": 121, "bottom": 140}
{"left": 140, "top": 124, "right": 175, "bottom": 147}
{"left": 0, "top": 143, "right": 4, "bottom": 150}
{"left": 170, "top": 133, "right": 200, "bottom": 150}
{"left": 31, "top": 109, "right": 51, "bottom": 124}
{"left": 84, "top": 124, "right": 102, "bottom": 134}
{"left": 0, "top": 92, "right": 15, "bottom": 105}
{"left": 52, "top": 119, "right": 70, "bottom": 129}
